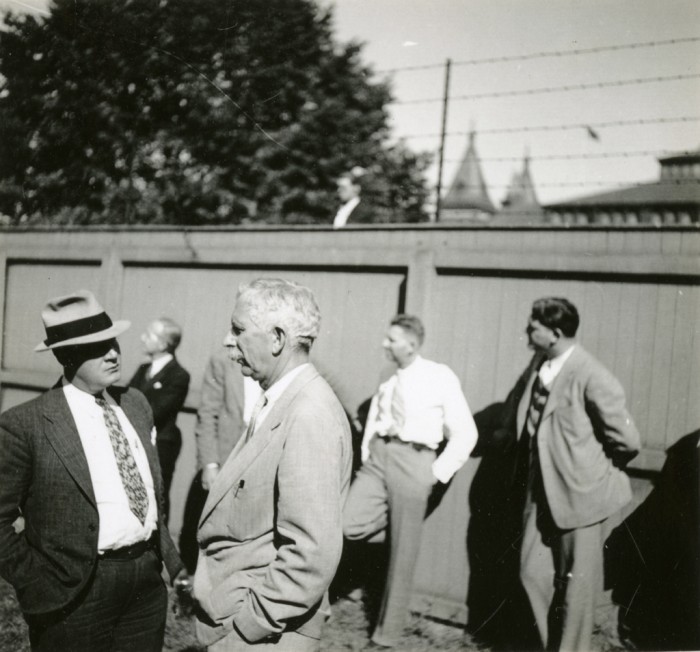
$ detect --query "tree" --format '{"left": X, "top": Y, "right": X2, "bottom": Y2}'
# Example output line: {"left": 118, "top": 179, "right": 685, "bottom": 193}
{"left": 0, "top": 0, "right": 431, "bottom": 226}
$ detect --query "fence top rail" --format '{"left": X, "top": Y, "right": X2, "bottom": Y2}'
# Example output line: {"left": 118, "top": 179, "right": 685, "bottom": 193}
{"left": 1, "top": 224, "right": 699, "bottom": 235}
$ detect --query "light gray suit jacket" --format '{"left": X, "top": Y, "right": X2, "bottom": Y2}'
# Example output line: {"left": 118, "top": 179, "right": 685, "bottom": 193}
{"left": 195, "top": 349, "right": 247, "bottom": 468}
{"left": 505, "top": 346, "right": 641, "bottom": 529}
{"left": 193, "top": 364, "right": 352, "bottom": 646}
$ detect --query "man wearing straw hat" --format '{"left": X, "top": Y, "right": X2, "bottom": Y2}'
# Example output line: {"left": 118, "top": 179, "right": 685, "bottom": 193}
{"left": 0, "top": 290, "right": 183, "bottom": 652}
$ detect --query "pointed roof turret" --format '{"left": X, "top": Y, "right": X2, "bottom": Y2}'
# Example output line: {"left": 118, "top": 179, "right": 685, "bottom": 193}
{"left": 441, "top": 129, "right": 496, "bottom": 217}
{"left": 502, "top": 149, "right": 539, "bottom": 210}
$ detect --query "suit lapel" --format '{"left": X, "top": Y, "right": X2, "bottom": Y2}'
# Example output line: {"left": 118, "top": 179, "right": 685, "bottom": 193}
{"left": 199, "top": 364, "right": 320, "bottom": 526}
{"left": 541, "top": 346, "right": 585, "bottom": 422}
{"left": 42, "top": 387, "right": 97, "bottom": 507}
{"left": 516, "top": 354, "right": 543, "bottom": 437}
{"left": 150, "top": 358, "right": 176, "bottom": 384}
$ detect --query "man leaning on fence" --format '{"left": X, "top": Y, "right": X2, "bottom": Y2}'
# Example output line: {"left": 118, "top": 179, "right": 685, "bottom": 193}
{"left": 497, "top": 297, "right": 640, "bottom": 652}
{"left": 343, "top": 314, "right": 478, "bottom": 648}
{"left": 0, "top": 290, "right": 183, "bottom": 652}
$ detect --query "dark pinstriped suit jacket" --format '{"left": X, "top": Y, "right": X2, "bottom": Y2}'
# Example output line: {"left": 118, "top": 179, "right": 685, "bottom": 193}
{"left": 0, "top": 383, "right": 182, "bottom": 617}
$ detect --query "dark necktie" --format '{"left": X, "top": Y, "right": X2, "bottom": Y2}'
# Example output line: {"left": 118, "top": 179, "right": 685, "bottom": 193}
{"left": 514, "top": 373, "right": 550, "bottom": 493}
{"left": 95, "top": 393, "right": 149, "bottom": 524}
{"left": 525, "top": 374, "right": 549, "bottom": 441}
{"left": 244, "top": 394, "right": 269, "bottom": 444}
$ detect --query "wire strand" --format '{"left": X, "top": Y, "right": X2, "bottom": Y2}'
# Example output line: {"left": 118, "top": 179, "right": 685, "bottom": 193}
{"left": 444, "top": 150, "right": 682, "bottom": 163}
{"left": 401, "top": 115, "right": 700, "bottom": 139}
{"left": 376, "top": 36, "right": 700, "bottom": 74}
{"left": 392, "top": 72, "right": 700, "bottom": 105}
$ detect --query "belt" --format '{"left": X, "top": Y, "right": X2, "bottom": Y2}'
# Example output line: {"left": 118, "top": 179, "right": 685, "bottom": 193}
{"left": 100, "top": 534, "right": 157, "bottom": 560}
{"left": 376, "top": 434, "right": 435, "bottom": 453}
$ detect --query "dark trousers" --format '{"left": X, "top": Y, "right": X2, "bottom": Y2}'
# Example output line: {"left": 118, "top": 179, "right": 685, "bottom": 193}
{"left": 156, "top": 437, "right": 181, "bottom": 524}
{"left": 179, "top": 469, "right": 209, "bottom": 575}
{"left": 28, "top": 549, "right": 167, "bottom": 652}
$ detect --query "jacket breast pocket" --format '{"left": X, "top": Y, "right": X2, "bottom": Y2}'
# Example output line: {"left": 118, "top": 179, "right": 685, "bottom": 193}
{"left": 226, "top": 478, "right": 274, "bottom": 540}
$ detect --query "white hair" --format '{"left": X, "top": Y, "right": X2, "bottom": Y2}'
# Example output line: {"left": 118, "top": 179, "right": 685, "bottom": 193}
{"left": 237, "top": 278, "right": 321, "bottom": 352}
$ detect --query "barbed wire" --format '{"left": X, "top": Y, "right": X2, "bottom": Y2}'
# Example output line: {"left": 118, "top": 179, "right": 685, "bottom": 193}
{"left": 376, "top": 36, "right": 700, "bottom": 74}
{"left": 444, "top": 149, "right": 684, "bottom": 163}
{"left": 392, "top": 72, "right": 700, "bottom": 105}
{"left": 443, "top": 179, "right": 700, "bottom": 189}
{"left": 402, "top": 115, "right": 700, "bottom": 139}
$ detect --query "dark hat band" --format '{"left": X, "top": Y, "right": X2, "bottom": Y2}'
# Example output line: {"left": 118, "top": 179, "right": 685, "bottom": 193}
{"left": 44, "top": 312, "right": 113, "bottom": 346}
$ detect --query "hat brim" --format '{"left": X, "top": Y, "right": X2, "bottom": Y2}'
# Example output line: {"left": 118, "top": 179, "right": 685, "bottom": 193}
{"left": 35, "top": 320, "right": 131, "bottom": 352}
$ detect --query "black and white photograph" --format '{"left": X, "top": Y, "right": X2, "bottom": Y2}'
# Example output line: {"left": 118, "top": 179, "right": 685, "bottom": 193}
{"left": 0, "top": 1, "right": 698, "bottom": 650}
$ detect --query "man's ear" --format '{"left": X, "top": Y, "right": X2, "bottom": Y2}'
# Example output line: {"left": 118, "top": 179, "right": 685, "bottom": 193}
{"left": 550, "top": 328, "right": 563, "bottom": 346}
{"left": 271, "top": 326, "right": 286, "bottom": 356}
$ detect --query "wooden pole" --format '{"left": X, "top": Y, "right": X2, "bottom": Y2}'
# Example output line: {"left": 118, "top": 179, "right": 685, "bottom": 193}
{"left": 434, "top": 58, "right": 451, "bottom": 222}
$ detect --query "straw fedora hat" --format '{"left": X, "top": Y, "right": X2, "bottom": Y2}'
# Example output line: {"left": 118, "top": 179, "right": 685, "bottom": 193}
{"left": 35, "top": 290, "right": 130, "bottom": 352}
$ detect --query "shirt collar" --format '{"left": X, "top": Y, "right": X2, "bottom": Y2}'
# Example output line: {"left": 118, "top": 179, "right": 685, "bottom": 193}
{"left": 264, "top": 363, "right": 309, "bottom": 404}
{"left": 62, "top": 377, "right": 111, "bottom": 405}
{"left": 396, "top": 355, "right": 422, "bottom": 377}
{"left": 149, "top": 353, "right": 173, "bottom": 377}
{"left": 540, "top": 344, "right": 576, "bottom": 383}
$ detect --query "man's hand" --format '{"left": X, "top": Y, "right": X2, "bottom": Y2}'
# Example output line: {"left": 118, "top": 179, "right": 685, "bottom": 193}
{"left": 201, "top": 465, "right": 219, "bottom": 490}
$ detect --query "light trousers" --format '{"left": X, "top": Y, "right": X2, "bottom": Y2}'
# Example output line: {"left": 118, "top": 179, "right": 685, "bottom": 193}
{"left": 520, "top": 484, "right": 603, "bottom": 652}
{"left": 343, "top": 437, "right": 436, "bottom": 647}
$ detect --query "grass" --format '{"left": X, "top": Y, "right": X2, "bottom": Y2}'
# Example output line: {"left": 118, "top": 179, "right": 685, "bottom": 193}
{"left": 0, "top": 578, "right": 625, "bottom": 651}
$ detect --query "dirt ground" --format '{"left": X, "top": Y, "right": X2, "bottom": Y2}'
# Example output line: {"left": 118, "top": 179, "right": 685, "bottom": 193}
{"left": 2, "top": 578, "right": 625, "bottom": 651}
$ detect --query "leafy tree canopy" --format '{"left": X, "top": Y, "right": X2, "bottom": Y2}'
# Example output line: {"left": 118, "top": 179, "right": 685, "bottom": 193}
{"left": 0, "top": 0, "right": 431, "bottom": 226}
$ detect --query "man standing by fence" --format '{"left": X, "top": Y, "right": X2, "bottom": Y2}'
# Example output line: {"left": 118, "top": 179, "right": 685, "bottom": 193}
{"left": 498, "top": 297, "right": 640, "bottom": 651}
{"left": 0, "top": 290, "right": 182, "bottom": 652}
{"left": 343, "top": 314, "right": 478, "bottom": 648}
{"left": 130, "top": 317, "right": 190, "bottom": 523}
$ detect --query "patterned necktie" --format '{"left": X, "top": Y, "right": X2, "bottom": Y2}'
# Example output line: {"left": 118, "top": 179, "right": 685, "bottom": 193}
{"left": 244, "top": 394, "right": 269, "bottom": 444}
{"left": 94, "top": 393, "right": 149, "bottom": 524}
{"left": 390, "top": 374, "right": 406, "bottom": 432}
{"left": 525, "top": 374, "right": 549, "bottom": 441}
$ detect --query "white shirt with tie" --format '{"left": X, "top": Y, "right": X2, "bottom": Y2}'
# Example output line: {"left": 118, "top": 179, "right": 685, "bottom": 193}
{"left": 63, "top": 381, "right": 158, "bottom": 552}
{"left": 362, "top": 356, "right": 478, "bottom": 483}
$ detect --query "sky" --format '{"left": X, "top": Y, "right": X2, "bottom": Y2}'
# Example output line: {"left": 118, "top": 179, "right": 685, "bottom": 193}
{"left": 329, "top": 0, "right": 700, "bottom": 206}
{"left": 2, "top": 0, "right": 700, "bottom": 207}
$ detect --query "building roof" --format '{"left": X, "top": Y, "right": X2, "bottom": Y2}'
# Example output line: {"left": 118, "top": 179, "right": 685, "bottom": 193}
{"left": 501, "top": 152, "right": 539, "bottom": 211}
{"left": 546, "top": 180, "right": 700, "bottom": 209}
{"left": 441, "top": 130, "right": 496, "bottom": 213}
{"left": 658, "top": 147, "right": 700, "bottom": 166}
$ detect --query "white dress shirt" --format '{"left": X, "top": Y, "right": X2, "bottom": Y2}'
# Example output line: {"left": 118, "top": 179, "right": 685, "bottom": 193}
{"left": 242, "top": 375, "right": 264, "bottom": 426}
{"left": 63, "top": 381, "right": 158, "bottom": 552}
{"left": 148, "top": 352, "right": 173, "bottom": 378}
{"left": 253, "top": 363, "right": 310, "bottom": 434}
{"left": 333, "top": 197, "right": 360, "bottom": 229}
{"left": 362, "top": 356, "right": 478, "bottom": 483}
{"left": 539, "top": 344, "right": 576, "bottom": 388}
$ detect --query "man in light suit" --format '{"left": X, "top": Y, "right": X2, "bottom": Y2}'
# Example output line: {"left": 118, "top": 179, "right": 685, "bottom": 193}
{"left": 0, "top": 290, "right": 183, "bottom": 652}
{"left": 130, "top": 317, "right": 190, "bottom": 522}
{"left": 498, "top": 297, "right": 640, "bottom": 651}
{"left": 193, "top": 278, "right": 353, "bottom": 651}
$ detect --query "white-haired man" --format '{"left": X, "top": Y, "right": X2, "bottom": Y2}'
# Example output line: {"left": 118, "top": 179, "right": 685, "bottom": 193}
{"left": 130, "top": 317, "right": 190, "bottom": 522}
{"left": 193, "top": 278, "right": 353, "bottom": 651}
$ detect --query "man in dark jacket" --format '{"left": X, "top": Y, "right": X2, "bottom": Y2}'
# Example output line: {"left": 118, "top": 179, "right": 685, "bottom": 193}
{"left": 130, "top": 317, "right": 190, "bottom": 522}
{"left": 0, "top": 290, "right": 183, "bottom": 652}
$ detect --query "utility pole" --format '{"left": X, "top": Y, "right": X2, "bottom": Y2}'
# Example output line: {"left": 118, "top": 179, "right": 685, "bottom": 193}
{"left": 434, "top": 58, "right": 451, "bottom": 222}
